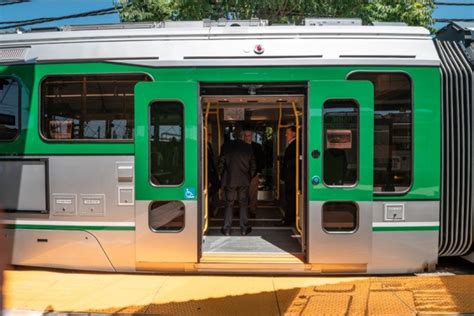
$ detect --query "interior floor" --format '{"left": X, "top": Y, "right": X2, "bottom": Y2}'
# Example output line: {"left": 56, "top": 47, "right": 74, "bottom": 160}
{"left": 209, "top": 204, "right": 285, "bottom": 228}
{"left": 204, "top": 202, "right": 302, "bottom": 254}
{"left": 203, "top": 228, "right": 301, "bottom": 254}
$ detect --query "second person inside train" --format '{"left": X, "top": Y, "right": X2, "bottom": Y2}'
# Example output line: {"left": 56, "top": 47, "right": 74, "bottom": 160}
{"left": 207, "top": 130, "right": 220, "bottom": 216}
{"left": 279, "top": 125, "right": 298, "bottom": 226}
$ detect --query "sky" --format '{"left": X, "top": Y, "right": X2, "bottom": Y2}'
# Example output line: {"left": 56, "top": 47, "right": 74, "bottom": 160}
{"left": 433, "top": 0, "right": 474, "bottom": 29}
{"left": 0, "top": 0, "right": 473, "bottom": 31}
{"left": 0, "top": 0, "right": 120, "bottom": 30}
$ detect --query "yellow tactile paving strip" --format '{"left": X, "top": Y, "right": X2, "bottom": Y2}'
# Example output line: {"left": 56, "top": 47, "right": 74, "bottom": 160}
{"left": 3, "top": 269, "right": 474, "bottom": 315}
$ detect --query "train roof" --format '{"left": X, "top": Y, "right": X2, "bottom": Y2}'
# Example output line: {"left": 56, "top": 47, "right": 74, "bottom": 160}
{"left": 0, "top": 20, "right": 440, "bottom": 67}
{"left": 436, "top": 21, "right": 474, "bottom": 65}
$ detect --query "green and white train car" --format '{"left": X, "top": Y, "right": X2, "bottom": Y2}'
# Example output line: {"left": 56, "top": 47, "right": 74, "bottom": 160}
{"left": 0, "top": 20, "right": 471, "bottom": 274}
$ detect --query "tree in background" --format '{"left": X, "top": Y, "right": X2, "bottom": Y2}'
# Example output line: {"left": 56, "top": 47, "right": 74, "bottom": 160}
{"left": 119, "top": 0, "right": 172, "bottom": 22}
{"left": 117, "top": 0, "right": 434, "bottom": 30}
{"left": 361, "top": 0, "right": 434, "bottom": 29}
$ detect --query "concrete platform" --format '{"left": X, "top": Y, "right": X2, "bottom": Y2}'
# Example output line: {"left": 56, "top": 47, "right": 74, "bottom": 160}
{"left": 3, "top": 268, "right": 474, "bottom": 315}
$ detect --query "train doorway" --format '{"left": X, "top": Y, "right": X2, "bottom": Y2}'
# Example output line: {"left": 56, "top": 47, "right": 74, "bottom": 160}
{"left": 199, "top": 83, "right": 307, "bottom": 265}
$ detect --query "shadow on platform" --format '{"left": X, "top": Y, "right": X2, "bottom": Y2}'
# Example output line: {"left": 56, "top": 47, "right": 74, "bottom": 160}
{"left": 61, "top": 275, "right": 473, "bottom": 315}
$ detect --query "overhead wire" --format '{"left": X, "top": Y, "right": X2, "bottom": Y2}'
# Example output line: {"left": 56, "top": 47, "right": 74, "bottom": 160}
{"left": 435, "top": 18, "right": 474, "bottom": 22}
{"left": 434, "top": 1, "right": 474, "bottom": 23}
{"left": 0, "top": 6, "right": 122, "bottom": 30}
{"left": 1, "top": 2, "right": 473, "bottom": 30}
{"left": 0, "top": 0, "right": 30, "bottom": 7}
{"left": 435, "top": 1, "right": 474, "bottom": 5}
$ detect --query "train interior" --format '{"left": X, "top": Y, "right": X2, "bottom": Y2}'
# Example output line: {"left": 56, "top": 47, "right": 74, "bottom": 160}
{"left": 200, "top": 83, "right": 306, "bottom": 261}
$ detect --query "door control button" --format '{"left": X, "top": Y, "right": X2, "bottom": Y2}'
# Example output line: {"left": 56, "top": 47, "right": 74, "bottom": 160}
{"left": 311, "top": 150, "right": 320, "bottom": 159}
{"left": 312, "top": 176, "right": 321, "bottom": 185}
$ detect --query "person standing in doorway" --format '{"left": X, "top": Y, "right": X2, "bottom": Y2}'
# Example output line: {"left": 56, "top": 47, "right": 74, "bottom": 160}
{"left": 280, "top": 125, "right": 298, "bottom": 226}
{"left": 218, "top": 129, "right": 256, "bottom": 236}
{"left": 242, "top": 129, "right": 264, "bottom": 218}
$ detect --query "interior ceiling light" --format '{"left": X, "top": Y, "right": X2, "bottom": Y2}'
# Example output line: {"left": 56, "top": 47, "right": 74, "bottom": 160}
{"left": 242, "top": 84, "right": 263, "bottom": 95}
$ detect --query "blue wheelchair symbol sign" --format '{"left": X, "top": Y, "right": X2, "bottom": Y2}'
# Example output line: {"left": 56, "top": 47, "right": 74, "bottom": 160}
{"left": 184, "top": 187, "right": 196, "bottom": 199}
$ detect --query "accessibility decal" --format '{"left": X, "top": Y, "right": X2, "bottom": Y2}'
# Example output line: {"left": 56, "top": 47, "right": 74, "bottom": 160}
{"left": 184, "top": 187, "right": 197, "bottom": 199}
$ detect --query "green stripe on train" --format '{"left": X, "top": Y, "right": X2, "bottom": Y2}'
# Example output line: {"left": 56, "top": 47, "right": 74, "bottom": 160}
{"left": 5, "top": 224, "right": 135, "bottom": 231}
{"left": 6, "top": 224, "right": 438, "bottom": 232}
{"left": 373, "top": 226, "right": 439, "bottom": 232}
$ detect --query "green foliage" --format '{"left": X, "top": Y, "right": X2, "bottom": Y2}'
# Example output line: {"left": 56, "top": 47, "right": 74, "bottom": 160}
{"left": 219, "top": 0, "right": 367, "bottom": 24}
{"left": 362, "top": 0, "right": 434, "bottom": 30}
{"left": 118, "top": 0, "right": 172, "bottom": 22}
{"left": 171, "top": 0, "right": 218, "bottom": 20}
{"left": 117, "top": 0, "right": 435, "bottom": 30}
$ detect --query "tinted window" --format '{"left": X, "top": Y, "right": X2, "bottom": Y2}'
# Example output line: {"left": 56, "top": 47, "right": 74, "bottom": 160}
{"left": 149, "top": 200, "right": 185, "bottom": 232}
{"left": 323, "top": 100, "right": 359, "bottom": 186}
{"left": 41, "top": 74, "right": 151, "bottom": 140}
{"left": 322, "top": 202, "right": 358, "bottom": 232}
{"left": 149, "top": 101, "right": 184, "bottom": 185}
{"left": 348, "top": 72, "right": 412, "bottom": 193}
{"left": 0, "top": 77, "right": 20, "bottom": 141}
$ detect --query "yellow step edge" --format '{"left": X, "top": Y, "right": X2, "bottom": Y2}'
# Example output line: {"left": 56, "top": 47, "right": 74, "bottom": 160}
{"left": 195, "top": 263, "right": 310, "bottom": 272}
{"left": 200, "top": 252, "right": 305, "bottom": 264}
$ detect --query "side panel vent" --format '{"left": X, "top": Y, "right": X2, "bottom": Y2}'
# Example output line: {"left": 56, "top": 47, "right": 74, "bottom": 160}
{"left": 435, "top": 39, "right": 473, "bottom": 257}
{"left": 183, "top": 55, "right": 322, "bottom": 60}
{"left": 0, "top": 47, "right": 29, "bottom": 63}
{"left": 304, "top": 18, "right": 362, "bottom": 26}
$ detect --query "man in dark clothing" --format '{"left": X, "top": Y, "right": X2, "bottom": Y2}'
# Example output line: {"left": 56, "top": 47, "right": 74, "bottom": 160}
{"left": 207, "top": 131, "right": 220, "bottom": 215}
{"left": 242, "top": 129, "right": 265, "bottom": 218}
{"left": 218, "top": 135, "right": 256, "bottom": 236}
{"left": 280, "top": 126, "right": 298, "bottom": 226}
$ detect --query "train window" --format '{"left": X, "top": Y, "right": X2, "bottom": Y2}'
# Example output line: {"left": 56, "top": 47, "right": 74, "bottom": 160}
{"left": 149, "top": 101, "right": 184, "bottom": 186}
{"left": 348, "top": 72, "right": 412, "bottom": 194}
{"left": 323, "top": 100, "right": 359, "bottom": 186}
{"left": 0, "top": 77, "right": 20, "bottom": 141}
{"left": 41, "top": 74, "right": 151, "bottom": 141}
{"left": 149, "top": 201, "right": 185, "bottom": 232}
{"left": 322, "top": 202, "right": 358, "bottom": 232}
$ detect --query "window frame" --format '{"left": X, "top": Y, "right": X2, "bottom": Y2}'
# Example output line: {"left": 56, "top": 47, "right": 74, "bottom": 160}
{"left": 148, "top": 99, "right": 185, "bottom": 188}
{"left": 0, "top": 157, "right": 50, "bottom": 214}
{"left": 321, "top": 98, "right": 360, "bottom": 189}
{"left": 346, "top": 70, "right": 414, "bottom": 196}
{"left": 39, "top": 72, "right": 153, "bottom": 143}
{"left": 321, "top": 201, "right": 359, "bottom": 234}
{"left": 0, "top": 75, "right": 21, "bottom": 143}
{"left": 148, "top": 200, "right": 186, "bottom": 233}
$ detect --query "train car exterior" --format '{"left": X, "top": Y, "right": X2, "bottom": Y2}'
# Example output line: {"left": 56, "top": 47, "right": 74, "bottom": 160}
{"left": 0, "top": 21, "right": 444, "bottom": 274}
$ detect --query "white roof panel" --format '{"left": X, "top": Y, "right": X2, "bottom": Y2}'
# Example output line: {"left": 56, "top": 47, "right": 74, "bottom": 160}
{"left": 0, "top": 23, "right": 439, "bottom": 66}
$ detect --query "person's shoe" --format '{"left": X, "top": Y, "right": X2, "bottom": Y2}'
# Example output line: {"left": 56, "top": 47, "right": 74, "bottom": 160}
{"left": 221, "top": 228, "right": 231, "bottom": 236}
{"left": 277, "top": 219, "right": 294, "bottom": 227}
{"left": 276, "top": 219, "right": 287, "bottom": 226}
{"left": 241, "top": 226, "right": 252, "bottom": 236}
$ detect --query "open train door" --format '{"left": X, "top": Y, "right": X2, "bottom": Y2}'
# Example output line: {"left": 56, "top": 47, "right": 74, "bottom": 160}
{"left": 307, "top": 80, "right": 374, "bottom": 272}
{"left": 134, "top": 81, "right": 199, "bottom": 271}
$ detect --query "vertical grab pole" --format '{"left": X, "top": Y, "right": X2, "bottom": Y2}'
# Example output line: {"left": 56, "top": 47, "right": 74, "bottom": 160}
{"left": 217, "top": 103, "right": 221, "bottom": 155}
{"left": 216, "top": 104, "right": 222, "bottom": 201}
{"left": 203, "top": 102, "right": 211, "bottom": 234}
{"left": 292, "top": 101, "right": 303, "bottom": 235}
{"left": 276, "top": 103, "right": 283, "bottom": 200}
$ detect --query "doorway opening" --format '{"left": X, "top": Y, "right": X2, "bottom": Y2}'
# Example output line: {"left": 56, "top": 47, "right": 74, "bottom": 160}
{"left": 200, "top": 83, "right": 306, "bottom": 261}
